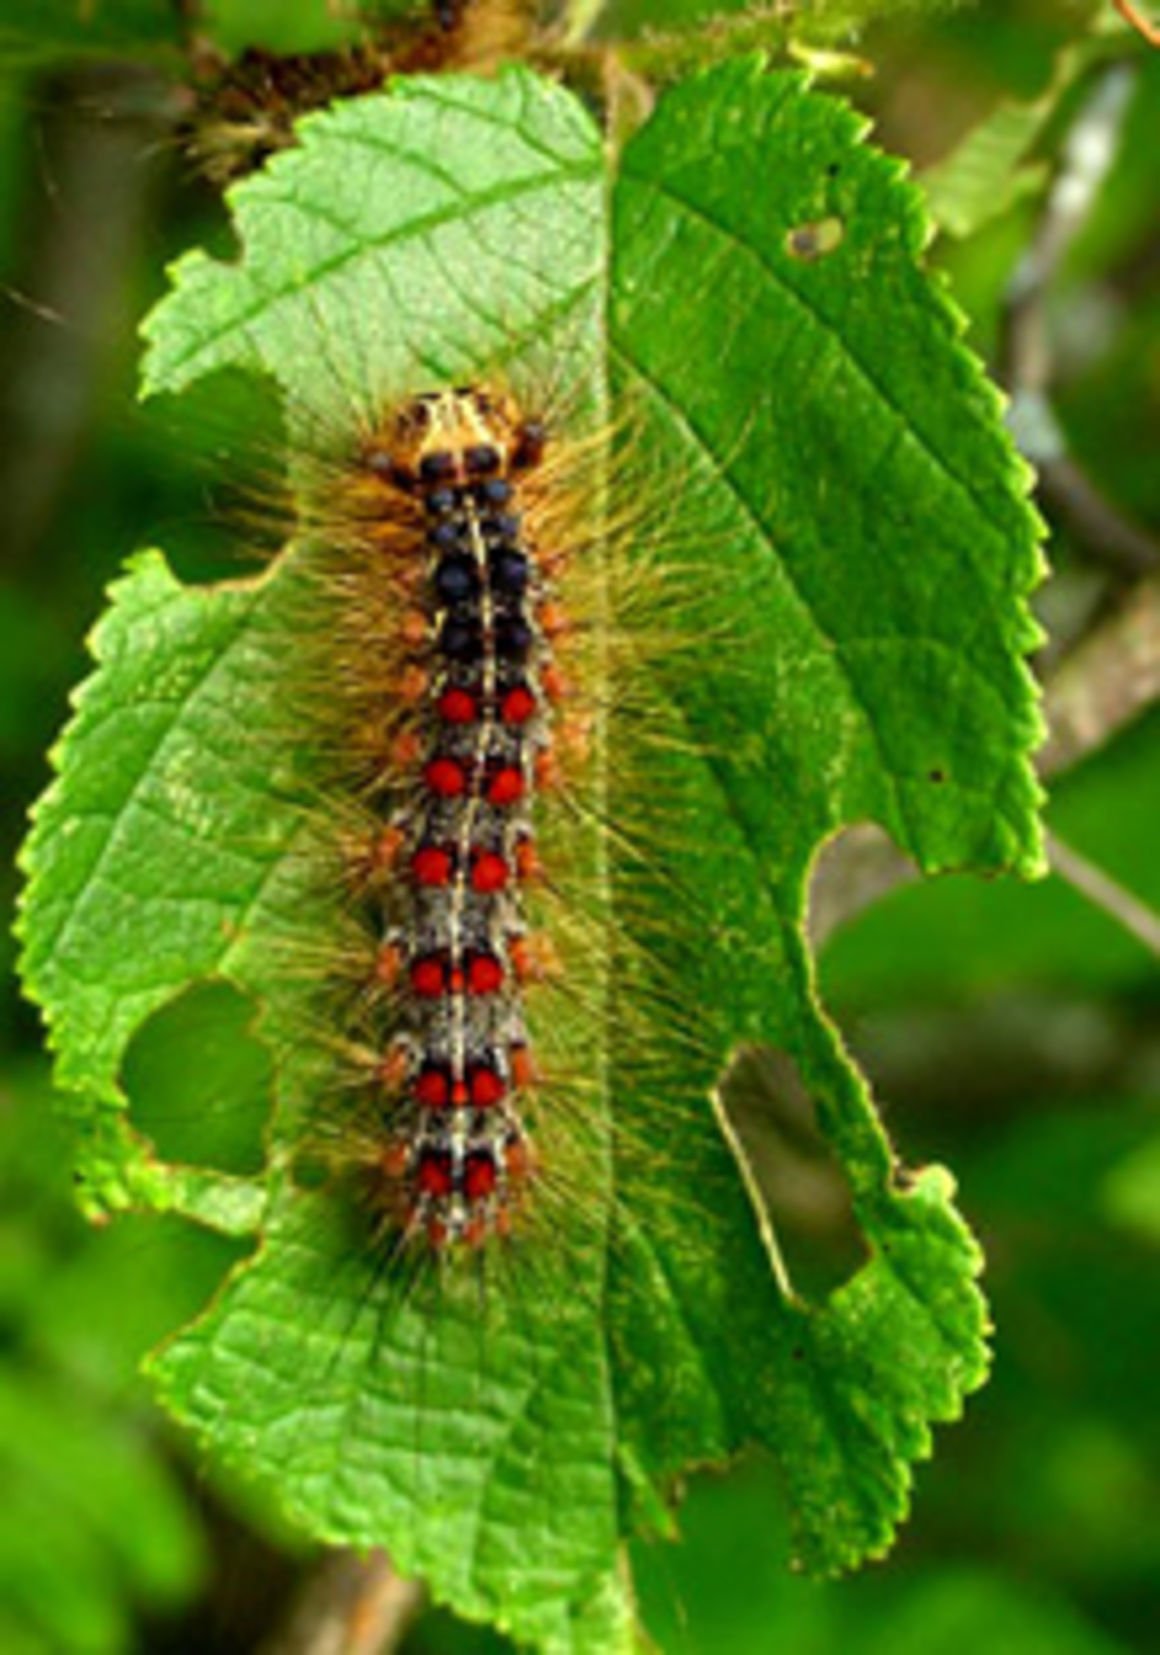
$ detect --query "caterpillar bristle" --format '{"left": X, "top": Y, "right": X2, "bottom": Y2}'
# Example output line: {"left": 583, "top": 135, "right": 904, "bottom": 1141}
{"left": 132, "top": 315, "right": 779, "bottom": 1321}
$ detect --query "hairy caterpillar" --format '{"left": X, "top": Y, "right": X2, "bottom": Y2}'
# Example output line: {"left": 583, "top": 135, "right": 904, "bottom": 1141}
{"left": 339, "top": 387, "right": 560, "bottom": 1249}
{"left": 184, "top": 0, "right": 539, "bottom": 182}
{"left": 15, "top": 68, "right": 1028, "bottom": 1639}
{"left": 275, "top": 356, "right": 717, "bottom": 1280}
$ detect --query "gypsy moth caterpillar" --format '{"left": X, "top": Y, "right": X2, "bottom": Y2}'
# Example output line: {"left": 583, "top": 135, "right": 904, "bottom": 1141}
{"left": 184, "top": 0, "right": 540, "bottom": 183}
{"left": 17, "top": 66, "right": 1026, "bottom": 1633}
{"left": 248, "top": 361, "right": 742, "bottom": 1275}
{"left": 326, "top": 386, "right": 562, "bottom": 1250}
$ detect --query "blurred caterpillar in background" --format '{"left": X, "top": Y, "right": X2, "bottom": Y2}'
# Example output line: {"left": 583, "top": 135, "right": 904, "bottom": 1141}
{"left": 183, "top": 0, "right": 538, "bottom": 182}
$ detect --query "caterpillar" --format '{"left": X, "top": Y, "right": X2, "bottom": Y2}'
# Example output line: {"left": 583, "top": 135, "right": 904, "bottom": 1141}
{"left": 351, "top": 387, "right": 556, "bottom": 1249}
{"left": 14, "top": 65, "right": 1027, "bottom": 1641}
{"left": 183, "top": 0, "right": 539, "bottom": 183}
{"left": 263, "top": 345, "right": 721, "bottom": 1291}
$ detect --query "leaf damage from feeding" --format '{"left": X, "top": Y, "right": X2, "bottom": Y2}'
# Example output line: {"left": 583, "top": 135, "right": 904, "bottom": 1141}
{"left": 18, "top": 64, "right": 1044, "bottom": 1655}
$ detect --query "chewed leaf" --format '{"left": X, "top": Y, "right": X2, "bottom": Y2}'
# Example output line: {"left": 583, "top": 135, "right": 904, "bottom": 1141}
{"left": 18, "top": 64, "right": 1042, "bottom": 1653}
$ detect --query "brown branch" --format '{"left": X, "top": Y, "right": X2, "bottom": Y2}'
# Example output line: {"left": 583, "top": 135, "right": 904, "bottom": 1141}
{"left": 810, "top": 572, "right": 1160, "bottom": 946}
{"left": 1046, "top": 829, "right": 1160, "bottom": 958}
{"left": 0, "top": 64, "right": 169, "bottom": 579}
{"left": 1114, "top": 1, "right": 1160, "bottom": 46}
{"left": 999, "top": 53, "right": 1151, "bottom": 582}
{"left": 263, "top": 1550, "right": 426, "bottom": 1655}
{"left": 1003, "top": 61, "right": 1160, "bottom": 577}
{"left": 1035, "top": 455, "right": 1160, "bottom": 579}
{"left": 1038, "top": 573, "right": 1160, "bottom": 773}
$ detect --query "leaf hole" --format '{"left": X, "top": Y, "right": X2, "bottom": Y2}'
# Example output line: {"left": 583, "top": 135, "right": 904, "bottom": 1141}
{"left": 785, "top": 217, "right": 845, "bottom": 262}
{"left": 142, "top": 367, "right": 294, "bottom": 585}
{"left": 718, "top": 1044, "right": 868, "bottom": 1300}
{"left": 122, "top": 979, "right": 273, "bottom": 1176}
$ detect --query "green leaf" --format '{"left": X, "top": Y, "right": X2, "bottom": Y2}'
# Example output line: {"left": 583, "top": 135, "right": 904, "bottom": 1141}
{"left": 205, "top": 0, "right": 415, "bottom": 56}
{"left": 19, "top": 64, "right": 1043, "bottom": 1652}
{"left": 0, "top": 1069, "right": 216, "bottom": 1655}
{"left": 824, "top": 705, "right": 1160, "bottom": 1007}
{"left": 920, "top": 35, "right": 1111, "bottom": 239}
{"left": 0, "top": 0, "right": 413, "bottom": 61}
{"left": 921, "top": 95, "right": 1054, "bottom": 241}
{"left": 0, "top": 0, "right": 179, "bottom": 62}
{"left": 1102, "top": 1132, "right": 1160, "bottom": 1244}
{"left": 634, "top": 1456, "right": 1130, "bottom": 1655}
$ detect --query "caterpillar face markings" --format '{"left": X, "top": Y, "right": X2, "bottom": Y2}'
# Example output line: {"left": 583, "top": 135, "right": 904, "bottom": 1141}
{"left": 351, "top": 387, "right": 567, "bottom": 1251}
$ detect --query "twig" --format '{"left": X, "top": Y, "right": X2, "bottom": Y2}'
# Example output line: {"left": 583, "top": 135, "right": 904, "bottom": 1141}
{"left": 1046, "top": 829, "right": 1160, "bottom": 958}
{"left": 810, "top": 571, "right": 1160, "bottom": 947}
{"left": 0, "top": 64, "right": 168, "bottom": 578}
{"left": 1114, "top": 0, "right": 1160, "bottom": 46}
{"left": 808, "top": 825, "right": 915, "bottom": 948}
{"left": 1038, "top": 573, "right": 1160, "bottom": 773}
{"left": 1035, "top": 453, "right": 1160, "bottom": 578}
{"left": 1003, "top": 61, "right": 1160, "bottom": 576}
{"left": 557, "top": 0, "right": 610, "bottom": 47}
{"left": 263, "top": 1550, "right": 426, "bottom": 1655}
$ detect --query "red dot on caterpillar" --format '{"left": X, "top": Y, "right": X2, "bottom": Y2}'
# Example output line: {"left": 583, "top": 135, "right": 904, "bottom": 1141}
{"left": 499, "top": 684, "right": 536, "bottom": 725}
{"left": 417, "top": 1151, "right": 454, "bottom": 1199}
{"left": 487, "top": 764, "right": 525, "bottom": 806}
{"left": 410, "top": 955, "right": 446, "bottom": 998}
{"left": 469, "top": 849, "right": 508, "bottom": 892}
{"left": 414, "top": 1064, "right": 450, "bottom": 1107}
{"left": 425, "top": 756, "right": 467, "bottom": 797}
{"left": 468, "top": 1064, "right": 505, "bottom": 1107}
{"left": 438, "top": 686, "right": 478, "bottom": 724}
{"left": 411, "top": 844, "right": 453, "bottom": 886}
{"left": 464, "top": 1151, "right": 498, "bottom": 1202}
{"left": 466, "top": 952, "right": 504, "bottom": 995}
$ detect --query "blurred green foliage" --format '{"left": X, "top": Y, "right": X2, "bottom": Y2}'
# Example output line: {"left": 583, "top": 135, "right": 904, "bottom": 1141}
{"left": 1, "top": 1, "right": 1157, "bottom": 1651}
